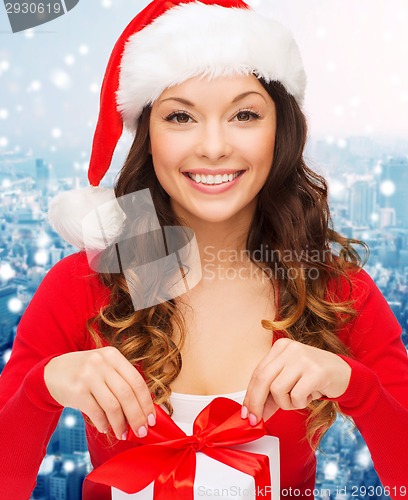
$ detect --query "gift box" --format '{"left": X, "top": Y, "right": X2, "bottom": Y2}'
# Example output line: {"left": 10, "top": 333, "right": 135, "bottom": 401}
{"left": 112, "top": 434, "right": 279, "bottom": 499}
{"left": 87, "top": 397, "right": 280, "bottom": 500}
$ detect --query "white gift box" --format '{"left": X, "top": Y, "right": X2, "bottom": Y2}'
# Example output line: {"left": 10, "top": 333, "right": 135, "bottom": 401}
{"left": 111, "top": 419, "right": 280, "bottom": 500}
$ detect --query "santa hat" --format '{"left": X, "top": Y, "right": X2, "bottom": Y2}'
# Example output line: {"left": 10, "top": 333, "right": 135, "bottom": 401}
{"left": 48, "top": 0, "right": 306, "bottom": 250}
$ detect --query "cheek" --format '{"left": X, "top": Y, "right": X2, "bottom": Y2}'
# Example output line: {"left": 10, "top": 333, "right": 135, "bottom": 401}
{"left": 247, "top": 129, "right": 275, "bottom": 167}
{"left": 150, "top": 132, "right": 188, "bottom": 169}
{"left": 264, "top": 137, "right": 275, "bottom": 165}
{"left": 150, "top": 139, "right": 185, "bottom": 192}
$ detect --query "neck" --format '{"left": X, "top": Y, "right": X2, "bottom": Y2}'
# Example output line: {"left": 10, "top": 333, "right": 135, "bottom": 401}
{"left": 171, "top": 205, "right": 258, "bottom": 283}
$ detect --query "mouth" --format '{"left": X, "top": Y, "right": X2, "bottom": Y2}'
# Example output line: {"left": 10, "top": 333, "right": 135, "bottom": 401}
{"left": 183, "top": 170, "right": 245, "bottom": 186}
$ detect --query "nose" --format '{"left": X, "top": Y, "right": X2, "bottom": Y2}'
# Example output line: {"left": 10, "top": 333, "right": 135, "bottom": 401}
{"left": 195, "top": 121, "right": 233, "bottom": 161}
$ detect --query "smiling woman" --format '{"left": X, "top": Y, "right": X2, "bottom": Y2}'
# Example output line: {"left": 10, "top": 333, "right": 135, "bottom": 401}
{"left": 1, "top": 0, "right": 408, "bottom": 499}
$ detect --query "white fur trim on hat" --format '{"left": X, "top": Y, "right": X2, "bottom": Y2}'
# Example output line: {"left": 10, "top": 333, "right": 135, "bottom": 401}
{"left": 48, "top": 186, "right": 126, "bottom": 250}
{"left": 117, "top": 3, "right": 306, "bottom": 131}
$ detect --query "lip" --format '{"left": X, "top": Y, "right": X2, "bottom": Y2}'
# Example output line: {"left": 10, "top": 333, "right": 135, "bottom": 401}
{"left": 183, "top": 170, "right": 246, "bottom": 194}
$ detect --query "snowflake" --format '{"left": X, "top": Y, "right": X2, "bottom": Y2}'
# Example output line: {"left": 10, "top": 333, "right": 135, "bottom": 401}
{"left": 27, "top": 80, "right": 42, "bottom": 92}
{"left": 380, "top": 180, "right": 396, "bottom": 197}
{"left": 90, "top": 83, "right": 99, "bottom": 93}
{"left": 0, "top": 60, "right": 10, "bottom": 72}
{"left": 51, "top": 128, "right": 62, "bottom": 139}
{"left": 34, "top": 250, "right": 49, "bottom": 266}
{"left": 50, "top": 69, "right": 71, "bottom": 90}
{"left": 63, "top": 460, "right": 76, "bottom": 473}
{"left": 79, "top": 44, "right": 89, "bottom": 55}
{"left": 0, "top": 262, "right": 15, "bottom": 280}
{"left": 65, "top": 54, "right": 75, "bottom": 65}
{"left": 8, "top": 297, "right": 23, "bottom": 314}
{"left": 64, "top": 415, "right": 77, "bottom": 428}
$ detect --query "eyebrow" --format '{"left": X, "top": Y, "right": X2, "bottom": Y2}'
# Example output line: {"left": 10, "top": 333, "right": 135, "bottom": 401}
{"left": 158, "top": 91, "right": 267, "bottom": 106}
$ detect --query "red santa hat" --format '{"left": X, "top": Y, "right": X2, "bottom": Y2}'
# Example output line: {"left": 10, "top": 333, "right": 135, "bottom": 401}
{"left": 49, "top": 0, "right": 306, "bottom": 250}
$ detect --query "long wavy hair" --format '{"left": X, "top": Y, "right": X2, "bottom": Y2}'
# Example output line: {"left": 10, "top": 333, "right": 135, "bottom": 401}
{"left": 87, "top": 78, "right": 367, "bottom": 450}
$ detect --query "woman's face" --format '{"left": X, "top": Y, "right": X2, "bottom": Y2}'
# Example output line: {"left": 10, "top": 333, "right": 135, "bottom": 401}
{"left": 149, "top": 74, "right": 276, "bottom": 226}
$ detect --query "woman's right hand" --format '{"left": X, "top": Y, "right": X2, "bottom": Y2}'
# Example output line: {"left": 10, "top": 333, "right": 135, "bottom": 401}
{"left": 44, "top": 346, "right": 156, "bottom": 441}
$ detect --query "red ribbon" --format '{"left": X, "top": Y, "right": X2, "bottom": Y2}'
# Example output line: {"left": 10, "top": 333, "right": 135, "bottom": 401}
{"left": 87, "top": 397, "right": 272, "bottom": 499}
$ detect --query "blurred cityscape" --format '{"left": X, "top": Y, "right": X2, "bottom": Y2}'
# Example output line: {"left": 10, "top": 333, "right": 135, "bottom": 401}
{"left": 0, "top": 136, "right": 407, "bottom": 499}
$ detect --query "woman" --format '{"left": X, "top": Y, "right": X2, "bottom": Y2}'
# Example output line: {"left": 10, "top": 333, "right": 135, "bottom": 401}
{"left": 1, "top": 0, "right": 407, "bottom": 498}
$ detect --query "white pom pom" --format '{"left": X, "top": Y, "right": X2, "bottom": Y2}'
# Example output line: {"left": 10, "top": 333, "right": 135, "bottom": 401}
{"left": 48, "top": 186, "right": 126, "bottom": 250}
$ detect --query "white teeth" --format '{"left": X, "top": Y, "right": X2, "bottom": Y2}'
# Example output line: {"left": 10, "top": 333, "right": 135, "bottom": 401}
{"left": 187, "top": 171, "right": 242, "bottom": 185}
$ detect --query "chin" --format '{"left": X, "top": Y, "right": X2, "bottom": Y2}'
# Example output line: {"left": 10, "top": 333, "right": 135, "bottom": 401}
{"left": 171, "top": 197, "right": 250, "bottom": 225}
{"left": 192, "top": 210, "right": 239, "bottom": 224}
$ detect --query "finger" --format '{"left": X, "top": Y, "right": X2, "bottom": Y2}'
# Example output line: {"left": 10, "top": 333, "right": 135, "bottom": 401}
{"left": 90, "top": 381, "right": 127, "bottom": 441}
{"left": 255, "top": 337, "right": 293, "bottom": 372}
{"left": 244, "top": 338, "right": 295, "bottom": 412}
{"left": 245, "top": 340, "right": 310, "bottom": 423}
{"left": 243, "top": 363, "right": 285, "bottom": 426}
{"left": 82, "top": 393, "right": 111, "bottom": 434}
{"left": 288, "top": 375, "right": 322, "bottom": 409}
{"left": 269, "top": 367, "right": 302, "bottom": 411}
{"left": 311, "top": 391, "right": 323, "bottom": 399}
{"left": 106, "top": 348, "right": 156, "bottom": 423}
{"left": 105, "top": 369, "right": 150, "bottom": 439}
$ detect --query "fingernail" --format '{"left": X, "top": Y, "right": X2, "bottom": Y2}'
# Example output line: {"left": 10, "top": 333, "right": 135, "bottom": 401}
{"left": 147, "top": 413, "right": 156, "bottom": 426}
{"left": 241, "top": 405, "right": 248, "bottom": 419}
{"left": 121, "top": 430, "right": 128, "bottom": 441}
{"left": 102, "top": 428, "right": 109, "bottom": 434}
{"left": 137, "top": 425, "right": 148, "bottom": 438}
{"left": 249, "top": 413, "right": 258, "bottom": 426}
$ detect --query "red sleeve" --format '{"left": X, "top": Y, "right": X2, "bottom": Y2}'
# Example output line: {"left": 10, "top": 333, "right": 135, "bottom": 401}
{"left": 0, "top": 251, "right": 104, "bottom": 499}
{"left": 328, "top": 268, "right": 408, "bottom": 497}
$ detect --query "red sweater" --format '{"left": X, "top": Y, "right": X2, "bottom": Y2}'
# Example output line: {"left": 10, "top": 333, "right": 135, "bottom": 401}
{"left": 0, "top": 251, "right": 408, "bottom": 499}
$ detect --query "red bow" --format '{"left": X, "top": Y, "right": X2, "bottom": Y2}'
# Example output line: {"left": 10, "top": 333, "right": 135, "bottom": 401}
{"left": 87, "top": 397, "right": 272, "bottom": 499}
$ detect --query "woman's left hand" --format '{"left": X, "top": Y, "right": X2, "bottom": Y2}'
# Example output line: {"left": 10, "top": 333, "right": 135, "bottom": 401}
{"left": 241, "top": 338, "right": 352, "bottom": 425}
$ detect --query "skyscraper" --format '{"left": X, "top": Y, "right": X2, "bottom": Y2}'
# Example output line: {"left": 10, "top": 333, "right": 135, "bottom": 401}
{"left": 349, "top": 178, "right": 376, "bottom": 227}
{"left": 379, "top": 207, "right": 396, "bottom": 229}
{"left": 380, "top": 157, "right": 408, "bottom": 228}
{"left": 59, "top": 409, "right": 88, "bottom": 454}
{"left": 36, "top": 159, "right": 50, "bottom": 196}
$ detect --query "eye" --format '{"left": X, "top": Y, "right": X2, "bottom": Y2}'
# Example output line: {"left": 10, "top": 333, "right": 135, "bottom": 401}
{"left": 165, "top": 111, "right": 193, "bottom": 124}
{"left": 235, "top": 110, "right": 261, "bottom": 122}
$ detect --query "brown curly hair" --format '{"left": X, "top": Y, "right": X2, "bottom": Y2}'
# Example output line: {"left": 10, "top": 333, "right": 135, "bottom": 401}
{"left": 86, "top": 78, "right": 367, "bottom": 450}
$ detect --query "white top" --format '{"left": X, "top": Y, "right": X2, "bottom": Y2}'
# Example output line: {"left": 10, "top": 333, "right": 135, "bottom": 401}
{"left": 161, "top": 389, "right": 247, "bottom": 434}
